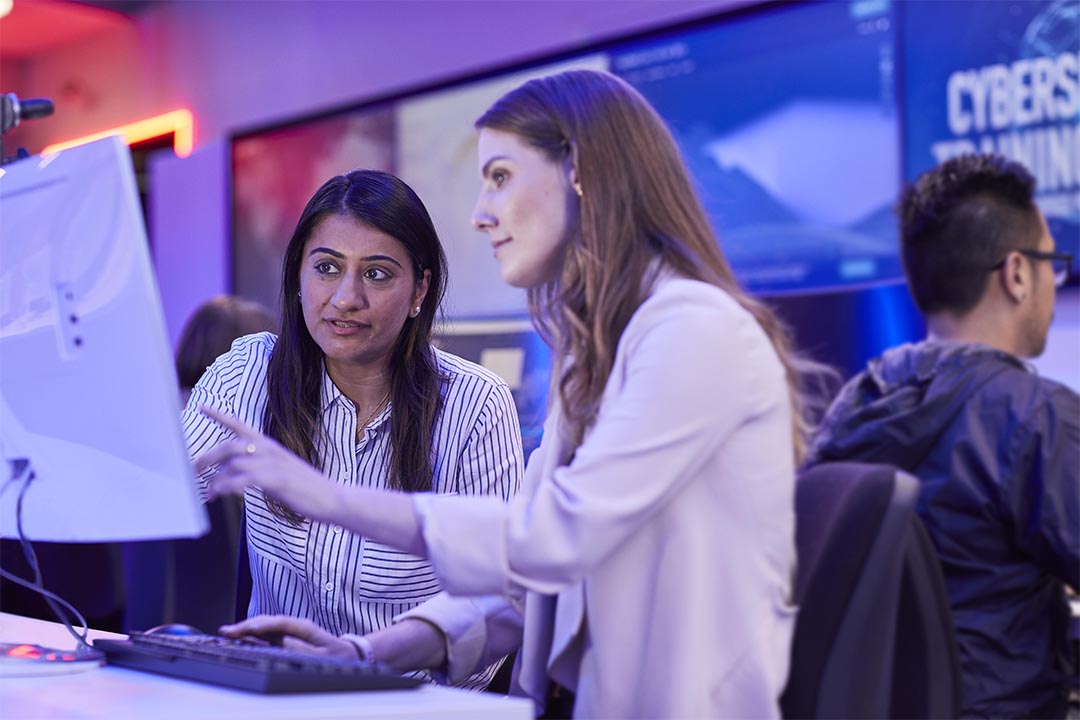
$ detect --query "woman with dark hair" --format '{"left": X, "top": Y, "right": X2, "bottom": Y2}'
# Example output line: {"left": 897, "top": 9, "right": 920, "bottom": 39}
{"left": 203, "top": 72, "right": 814, "bottom": 716}
{"left": 182, "top": 170, "right": 523, "bottom": 689}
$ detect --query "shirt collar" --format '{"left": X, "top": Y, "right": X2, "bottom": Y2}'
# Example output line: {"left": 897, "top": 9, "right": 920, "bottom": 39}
{"left": 319, "top": 365, "right": 392, "bottom": 431}
{"left": 320, "top": 366, "right": 347, "bottom": 412}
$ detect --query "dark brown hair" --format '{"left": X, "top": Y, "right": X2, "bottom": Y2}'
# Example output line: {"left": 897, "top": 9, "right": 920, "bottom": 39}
{"left": 265, "top": 170, "right": 447, "bottom": 523}
{"left": 176, "top": 295, "right": 275, "bottom": 390}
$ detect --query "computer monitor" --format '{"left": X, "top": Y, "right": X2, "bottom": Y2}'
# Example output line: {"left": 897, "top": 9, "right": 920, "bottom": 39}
{"left": 433, "top": 319, "right": 552, "bottom": 457}
{"left": 0, "top": 136, "right": 208, "bottom": 543}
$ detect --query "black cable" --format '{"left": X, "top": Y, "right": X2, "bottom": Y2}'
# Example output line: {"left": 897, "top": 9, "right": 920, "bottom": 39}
{"left": 2, "top": 461, "right": 95, "bottom": 652}
{"left": 0, "top": 566, "right": 91, "bottom": 640}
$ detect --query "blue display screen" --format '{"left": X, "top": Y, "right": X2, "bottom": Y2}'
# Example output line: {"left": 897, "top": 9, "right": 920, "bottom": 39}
{"left": 611, "top": 0, "right": 903, "bottom": 295}
{"left": 901, "top": 0, "right": 1079, "bottom": 276}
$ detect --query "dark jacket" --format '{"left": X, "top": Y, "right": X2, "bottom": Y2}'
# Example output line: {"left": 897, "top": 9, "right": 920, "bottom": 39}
{"left": 807, "top": 341, "right": 1079, "bottom": 719}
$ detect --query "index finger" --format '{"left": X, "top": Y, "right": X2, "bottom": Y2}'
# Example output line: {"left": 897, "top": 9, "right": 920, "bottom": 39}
{"left": 199, "top": 405, "right": 260, "bottom": 440}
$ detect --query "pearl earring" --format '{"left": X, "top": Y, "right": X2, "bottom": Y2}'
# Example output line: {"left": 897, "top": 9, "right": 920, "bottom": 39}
{"left": 413, "top": 306, "right": 421, "bottom": 317}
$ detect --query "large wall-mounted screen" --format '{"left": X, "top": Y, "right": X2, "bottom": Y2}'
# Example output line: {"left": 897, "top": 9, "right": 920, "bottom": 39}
{"left": 232, "top": 0, "right": 905, "bottom": 317}
{"left": 612, "top": 0, "right": 900, "bottom": 295}
{"left": 900, "top": 0, "right": 1079, "bottom": 276}
{"left": 231, "top": 0, "right": 1073, "bottom": 395}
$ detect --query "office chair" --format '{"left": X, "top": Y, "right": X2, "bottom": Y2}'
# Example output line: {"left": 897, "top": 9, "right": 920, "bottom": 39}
{"left": 124, "top": 496, "right": 243, "bottom": 632}
{"left": 235, "top": 507, "right": 253, "bottom": 623}
{"left": 780, "top": 461, "right": 961, "bottom": 719}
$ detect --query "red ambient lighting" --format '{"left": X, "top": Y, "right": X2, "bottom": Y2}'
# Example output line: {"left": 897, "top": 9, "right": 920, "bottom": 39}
{"left": 42, "top": 109, "right": 194, "bottom": 157}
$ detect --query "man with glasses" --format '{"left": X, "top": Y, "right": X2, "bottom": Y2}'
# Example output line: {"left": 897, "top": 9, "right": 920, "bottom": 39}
{"left": 807, "top": 153, "right": 1078, "bottom": 719}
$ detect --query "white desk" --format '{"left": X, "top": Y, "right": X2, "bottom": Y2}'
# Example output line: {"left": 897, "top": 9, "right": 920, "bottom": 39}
{"left": 0, "top": 613, "right": 533, "bottom": 719}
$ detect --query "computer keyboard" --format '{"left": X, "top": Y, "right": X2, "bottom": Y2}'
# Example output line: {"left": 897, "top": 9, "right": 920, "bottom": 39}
{"left": 93, "top": 630, "right": 424, "bottom": 694}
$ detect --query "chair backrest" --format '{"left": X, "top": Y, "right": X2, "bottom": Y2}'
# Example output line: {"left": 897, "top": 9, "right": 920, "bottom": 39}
{"left": 235, "top": 506, "right": 252, "bottom": 623}
{"left": 780, "top": 461, "right": 961, "bottom": 719}
{"left": 123, "top": 495, "right": 243, "bottom": 632}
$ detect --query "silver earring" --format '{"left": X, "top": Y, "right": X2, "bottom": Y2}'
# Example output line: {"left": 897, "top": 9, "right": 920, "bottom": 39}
{"left": 413, "top": 306, "right": 421, "bottom": 316}
{"left": 297, "top": 291, "right": 302, "bottom": 300}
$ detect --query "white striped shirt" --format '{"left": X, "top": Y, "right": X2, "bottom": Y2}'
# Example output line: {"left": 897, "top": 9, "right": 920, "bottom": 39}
{"left": 182, "top": 332, "right": 523, "bottom": 689}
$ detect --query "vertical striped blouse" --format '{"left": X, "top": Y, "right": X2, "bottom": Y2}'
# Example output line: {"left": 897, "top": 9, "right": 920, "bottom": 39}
{"left": 182, "top": 332, "right": 523, "bottom": 689}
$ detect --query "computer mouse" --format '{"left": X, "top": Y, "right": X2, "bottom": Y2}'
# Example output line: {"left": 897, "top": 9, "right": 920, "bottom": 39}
{"left": 144, "top": 623, "right": 209, "bottom": 636}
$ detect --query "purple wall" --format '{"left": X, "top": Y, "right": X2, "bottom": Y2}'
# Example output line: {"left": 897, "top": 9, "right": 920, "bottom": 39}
{"left": 150, "top": 139, "right": 230, "bottom": 347}
{"left": 17, "top": 1, "right": 741, "bottom": 153}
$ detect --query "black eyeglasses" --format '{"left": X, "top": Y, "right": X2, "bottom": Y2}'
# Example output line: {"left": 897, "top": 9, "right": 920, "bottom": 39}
{"left": 991, "top": 250, "right": 1074, "bottom": 288}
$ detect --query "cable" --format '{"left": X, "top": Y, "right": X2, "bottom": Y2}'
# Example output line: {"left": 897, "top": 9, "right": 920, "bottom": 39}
{"left": 0, "top": 567, "right": 91, "bottom": 642}
{"left": 1, "top": 461, "right": 94, "bottom": 652}
{"left": 0, "top": 458, "right": 29, "bottom": 497}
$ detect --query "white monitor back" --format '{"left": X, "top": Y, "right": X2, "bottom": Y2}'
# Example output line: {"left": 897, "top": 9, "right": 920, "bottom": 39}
{"left": 0, "top": 136, "right": 208, "bottom": 542}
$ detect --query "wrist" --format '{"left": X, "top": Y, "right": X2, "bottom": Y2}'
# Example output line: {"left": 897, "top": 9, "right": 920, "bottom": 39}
{"left": 362, "top": 619, "right": 447, "bottom": 674}
{"left": 391, "top": 617, "right": 448, "bottom": 670}
{"left": 345, "top": 634, "right": 377, "bottom": 664}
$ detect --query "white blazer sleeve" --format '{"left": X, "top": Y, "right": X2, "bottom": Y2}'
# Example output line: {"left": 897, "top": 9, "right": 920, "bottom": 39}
{"left": 395, "top": 591, "right": 524, "bottom": 684}
{"left": 182, "top": 334, "right": 271, "bottom": 499}
{"left": 416, "top": 285, "right": 787, "bottom": 597}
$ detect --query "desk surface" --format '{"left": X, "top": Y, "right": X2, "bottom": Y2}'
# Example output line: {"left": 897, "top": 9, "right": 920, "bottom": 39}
{"left": 0, "top": 612, "right": 533, "bottom": 720}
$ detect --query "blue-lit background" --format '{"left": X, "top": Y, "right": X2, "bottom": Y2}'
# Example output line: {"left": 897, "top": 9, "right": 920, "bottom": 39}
{"left": 901, "top": 0, "right": 1080, "bottom": 275}
{"left": 613, "top": 0, "right": 903, "bottom": 296}
{"left": 231, "top": 0, "right": 1075, "bottom": 389}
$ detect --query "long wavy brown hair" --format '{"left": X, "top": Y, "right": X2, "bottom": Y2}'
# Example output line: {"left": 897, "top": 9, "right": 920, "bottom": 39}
{"left": 264, "top": 170, "right": 447, "bottom": 523}
{"left": 477, "top": 70, "right": 819, "bottom": 462}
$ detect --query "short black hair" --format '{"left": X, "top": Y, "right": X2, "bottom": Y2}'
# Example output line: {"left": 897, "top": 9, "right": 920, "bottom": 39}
{"left": 898, "top": 153, "right": 1041, "bottom": 316}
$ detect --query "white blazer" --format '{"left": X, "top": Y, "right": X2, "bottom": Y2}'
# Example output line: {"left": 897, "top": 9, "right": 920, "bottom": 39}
{"left": 414, "top": 275, "right": 797, "bottom": 718}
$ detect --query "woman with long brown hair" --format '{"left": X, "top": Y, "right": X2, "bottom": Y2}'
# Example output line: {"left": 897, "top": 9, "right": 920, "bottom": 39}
{"left": 181, "top": 169, "right": 522, "bottom": 689}
{"left": 204, "top": 71, "right": 811, "bottom": 717}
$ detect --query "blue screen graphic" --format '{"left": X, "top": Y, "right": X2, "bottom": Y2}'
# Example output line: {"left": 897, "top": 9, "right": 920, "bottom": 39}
{"left": 901, "top": 0, "right": 1079, "bottom": 274}
{"left": 611, "top": 0, "right": 903, "bottom": 295}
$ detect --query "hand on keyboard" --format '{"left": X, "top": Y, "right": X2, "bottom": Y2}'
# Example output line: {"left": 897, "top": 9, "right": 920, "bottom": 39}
{"left": 219, "top": 615, "right": 360, "bottom": 661}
